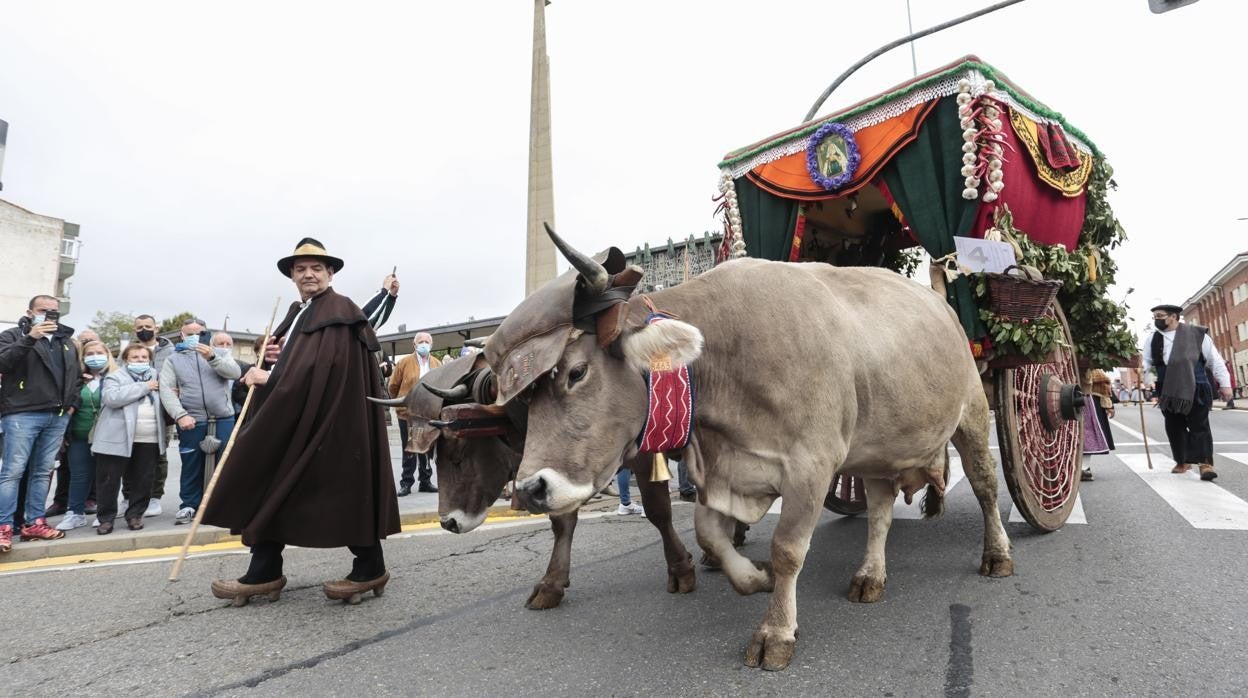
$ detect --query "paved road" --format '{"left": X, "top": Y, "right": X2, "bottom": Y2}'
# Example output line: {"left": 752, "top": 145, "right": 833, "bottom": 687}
{"left": 4, "top": 408, "right": 1248, "bottom": 696}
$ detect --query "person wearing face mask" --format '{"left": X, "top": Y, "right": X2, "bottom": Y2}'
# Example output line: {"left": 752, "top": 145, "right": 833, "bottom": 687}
{"left": 56, "top": 340, "right": 116, "bottom": 531}
{"left": 159, "top": 318, "right": 241, "bottom": 525}
{"left": 0, "top": 295, "right": 82, "bottom": 552}
{"left": 128, "top": 314, "right": 175, "bottom": 518}
{"left": 388, "top": 331, "right": 441, "bottom": 495}
{"left": 1142, "top": 304, "right": 1233, "bottom": 481}
{"left": 91, "top": 345, "right": 165, "bottom": 534}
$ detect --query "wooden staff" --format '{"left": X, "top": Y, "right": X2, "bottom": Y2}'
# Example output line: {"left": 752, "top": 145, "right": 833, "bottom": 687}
{"left": 1138, "top": 399, "right": 1153, "bottom": 470}
{"left": 169, "top": 298, "right": 282, "bottom": 581}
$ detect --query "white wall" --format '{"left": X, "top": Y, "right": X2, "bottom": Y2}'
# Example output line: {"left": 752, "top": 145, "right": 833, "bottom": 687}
{"left": 0, "top": 198, "right": 63, "bottom": 324}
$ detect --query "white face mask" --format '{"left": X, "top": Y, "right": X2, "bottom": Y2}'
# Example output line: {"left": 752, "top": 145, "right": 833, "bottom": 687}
{"left": 213, "top": 346, "right": 232, "bottom": 358}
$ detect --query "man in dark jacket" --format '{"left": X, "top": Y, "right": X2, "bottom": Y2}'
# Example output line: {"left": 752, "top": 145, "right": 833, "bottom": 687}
{"left": 0, "top": 295, "right": 82, "bottom": 552}
{"left": 203, "top": 238, "right": 400, "bottom": 606}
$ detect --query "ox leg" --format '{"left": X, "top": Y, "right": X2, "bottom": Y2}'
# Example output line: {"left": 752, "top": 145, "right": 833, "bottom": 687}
{"left": 953, "top": 409, "right": 1014, "bottom": 577}
{"left": 526, "top": 511, "right": 578, "bottom": 610}
{"left": 695, "top": 505, "right": 773, "bottom": 595}
{"left": 848, "top": 477, "right": 896, "bottom": 603}
{"left": 744, "top": 476, "right": 829, "bottom": 671}
{"left": 637, "top": 477, "right": 696, "bottom": 594}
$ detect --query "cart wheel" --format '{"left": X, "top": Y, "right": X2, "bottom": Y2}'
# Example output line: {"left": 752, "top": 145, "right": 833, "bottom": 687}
{"left": 994, "top": 305, "right": 1084, "bottom": 532}
{"left": 823, "top": 473, "right": 867, "bottom": 516}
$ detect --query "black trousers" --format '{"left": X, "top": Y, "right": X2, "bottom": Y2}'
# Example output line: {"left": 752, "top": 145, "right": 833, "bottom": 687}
{"left": 1163, "top": 391, "right": 1214, "bottom": 466}
{"left": 95, "top": 444, "right": 158, "bottom": 523}
{"left": 242, "top": 540, "right": 387, "bottom": 584}
{"left": 397, "top": 419, "right": 433, "bottom": 488}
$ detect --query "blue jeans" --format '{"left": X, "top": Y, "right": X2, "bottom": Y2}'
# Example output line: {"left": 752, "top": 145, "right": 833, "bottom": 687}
{"left": 177, "top": 417, "right": 234, "bottom": 510}
{"left": 617, "top": 468, "right": 633, "bottom": 506}
{"left": 0, "top": 412, "right": 72, "bottom": 527}
{"left": 66, "top": 436, "right": 96, "bottom": 514}
{"left": 675, "top": 459, "right": 695, "bottom": 496}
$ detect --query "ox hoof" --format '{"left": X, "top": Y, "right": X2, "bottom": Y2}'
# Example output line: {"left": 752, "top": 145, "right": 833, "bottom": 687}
{"left": 667, "top": 555, "right": 697, "bottom": 594}
{"left": 525, "top": 582, "right": 567, "bottom": 610}
{"left": 979, "top": 554, "right": 1014, "bottom": 578}
{"left": 847, "top": 573, "right": 887, "bottom": 603}
{"left": 743, "top": 628, "right": 797, "bottom": 671}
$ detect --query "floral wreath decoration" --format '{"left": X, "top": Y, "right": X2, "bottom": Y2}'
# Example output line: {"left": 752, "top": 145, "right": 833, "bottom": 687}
{"left": 805, "top": 122, "right": 861, "bottom": 191}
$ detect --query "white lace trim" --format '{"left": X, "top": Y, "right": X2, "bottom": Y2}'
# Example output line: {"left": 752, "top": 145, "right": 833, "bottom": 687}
{"left": 721, "top": 68, "right": 1092, "bottom": 180}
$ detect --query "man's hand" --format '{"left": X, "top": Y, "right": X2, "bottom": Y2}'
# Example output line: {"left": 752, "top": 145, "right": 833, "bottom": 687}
{"left": 384, "top": 274, "right": 400, "bottom": 297}
{"left": 263, "top": 338, "right": 283, "bottom": 364}
{"left": 27, "top": 321, "right": 58, "bottom": 340}
{"left": 1107, "top": 407, "right": 1115, "bottom": 419}
{"left": 1220, "top": 387, "right": 1233, "bottom": 402}
{"left": 242, "top": 366, "right": 270, "bottom": 387}
{"left": 177, "top": 415, "right": 196, "bottom": 430}
{"left": 194, "top": 343, "right": 214, "bottom": 360}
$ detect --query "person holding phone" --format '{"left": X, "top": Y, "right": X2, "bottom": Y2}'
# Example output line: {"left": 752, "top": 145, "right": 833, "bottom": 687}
{"left": 159, "top": 318, "right": 240, "bottom": 525}
{"left": 0, "top": 295, "right": 82, "bottom": 552}
{"left": 92, "top": 344, "right": 165, "bottom": 534}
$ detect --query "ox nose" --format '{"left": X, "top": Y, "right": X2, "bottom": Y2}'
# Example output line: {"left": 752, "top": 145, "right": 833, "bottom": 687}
{"left": 516, "top": 476, "right": 550, "bottom": 513}
{"left": 440, "top": 517, "right": 460, "bottom": 534}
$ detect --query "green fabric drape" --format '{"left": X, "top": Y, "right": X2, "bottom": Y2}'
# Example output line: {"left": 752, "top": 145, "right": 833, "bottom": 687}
{"left": 882, "top": 95, "right": 985, "bottom": 339}
{"left": 734, "top": 177, "right": 799, "bottom": 262}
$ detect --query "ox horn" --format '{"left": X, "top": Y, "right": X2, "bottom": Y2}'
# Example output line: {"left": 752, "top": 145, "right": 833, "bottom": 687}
{"left": 421, "top": 382, "right": 471, "bottom": 401}
{"left": 463, "top": 336, "right": 490, "bottom": 348}
{"left": 366, "top": 395, "right": 407, "bottom": 407}
{"left": 544, "top": 222, "right": 608, "bottom": 295}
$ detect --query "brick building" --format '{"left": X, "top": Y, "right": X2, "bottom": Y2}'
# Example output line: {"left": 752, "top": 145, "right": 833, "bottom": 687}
{"left": 1181, "top": 251, "right": 1248, "bottom": 393}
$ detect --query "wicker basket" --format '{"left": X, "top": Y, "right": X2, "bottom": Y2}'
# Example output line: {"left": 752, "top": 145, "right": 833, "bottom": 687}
{"left": 985, "top": 265, "right": 1061, "bottom": 320}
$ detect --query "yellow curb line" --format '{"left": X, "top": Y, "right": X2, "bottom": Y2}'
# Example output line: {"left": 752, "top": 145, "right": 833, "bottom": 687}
{"left": 0, "top": 509, "right": 546, "bottom": 575}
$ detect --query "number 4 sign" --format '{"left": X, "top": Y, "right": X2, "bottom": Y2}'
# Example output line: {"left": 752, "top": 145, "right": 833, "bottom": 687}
{"left": 953, "top": 236, "right": 1017, "bottom": 274}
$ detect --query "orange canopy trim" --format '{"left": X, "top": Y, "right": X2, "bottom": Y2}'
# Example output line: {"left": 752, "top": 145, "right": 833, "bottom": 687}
{"left": 745, "top": 100, "right": 937, "bottom": 202}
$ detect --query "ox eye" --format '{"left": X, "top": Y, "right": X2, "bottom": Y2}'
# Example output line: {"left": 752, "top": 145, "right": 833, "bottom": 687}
{"left": 567, "top": 363, "right": 588, "bottom": 387}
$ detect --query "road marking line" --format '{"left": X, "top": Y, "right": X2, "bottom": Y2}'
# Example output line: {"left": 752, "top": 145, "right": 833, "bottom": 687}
{"left": 1219, "top": 453, "right": 1248, "bottom": 466}
{"left": 1118, "top": 453, "right": 1248, "bottom": 530}
{"left": 0, "top": 511, "right": 553, "bottom": 577}
{"left": 1109, "top": 419, "right": 1147, "bottom": 441}
{"left": 1008, "top": 494, "right": 1086, "bottom": 525}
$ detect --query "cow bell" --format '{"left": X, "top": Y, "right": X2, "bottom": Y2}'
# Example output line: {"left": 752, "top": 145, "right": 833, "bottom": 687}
{"left": 650, "top": 452, "right": 673, "bottom": 482}
{"left": 1038, "top": 373, "right": 1086, "bottom": 432}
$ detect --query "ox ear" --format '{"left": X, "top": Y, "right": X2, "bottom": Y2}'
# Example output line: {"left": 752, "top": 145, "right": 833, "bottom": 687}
{"left": 620, "top": 320, "right": 703, "bottom": 373}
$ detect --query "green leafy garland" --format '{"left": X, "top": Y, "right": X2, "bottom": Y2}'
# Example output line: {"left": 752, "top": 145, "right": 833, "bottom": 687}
{"left": 974, "top": 158, "right": 1137, "bottom": 369}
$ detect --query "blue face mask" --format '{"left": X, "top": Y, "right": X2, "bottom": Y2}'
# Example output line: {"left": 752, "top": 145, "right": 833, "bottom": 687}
{"left": 416, "top": 343, "right": 431, "bottom": 356}
{"left": 183, "top": 334, "right": 200, "bottom": 348}
{"left": 127, "top": 362, "right": 151, "bottom": 376}
{"left": 85, "top": 355, "right": 108, "bottom": 371}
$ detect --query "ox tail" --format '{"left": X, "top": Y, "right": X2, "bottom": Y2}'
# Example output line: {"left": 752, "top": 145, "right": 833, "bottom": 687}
{"left": 920, "top": 450, "right": 950, "bottom": 520}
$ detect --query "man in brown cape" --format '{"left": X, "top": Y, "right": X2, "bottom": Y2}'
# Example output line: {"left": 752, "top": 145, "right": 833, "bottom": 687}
{"left": 204, "top": 238, "right": 401, "bottom": 605}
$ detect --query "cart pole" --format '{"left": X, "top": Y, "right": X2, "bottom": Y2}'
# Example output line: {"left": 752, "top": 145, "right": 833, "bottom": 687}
{"left": 1138, "top": 399, "right": 1154, "bottom": 470}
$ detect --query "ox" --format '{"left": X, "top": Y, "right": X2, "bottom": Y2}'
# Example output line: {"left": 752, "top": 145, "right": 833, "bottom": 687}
{"left": 370, "top": 354, "right": 699, "bottom": 609}
{"left": 490, "top": 227, "right": 1013, "bottom": 671}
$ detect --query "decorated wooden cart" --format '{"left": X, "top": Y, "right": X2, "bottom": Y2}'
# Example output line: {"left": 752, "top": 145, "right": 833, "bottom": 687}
{"left": 714, "top": 56, "right": 1135, "bottom": 532}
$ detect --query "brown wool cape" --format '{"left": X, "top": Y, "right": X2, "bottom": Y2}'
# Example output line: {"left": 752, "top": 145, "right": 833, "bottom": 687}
{"left": 202, "top": 288, "right": 400, "bottom": 548}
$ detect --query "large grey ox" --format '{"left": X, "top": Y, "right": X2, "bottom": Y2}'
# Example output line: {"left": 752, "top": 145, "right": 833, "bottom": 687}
{"left": 487, "top": 226, "right": 1014, "bottom": 671}
{"left": 370, "top": 353, "right": 698, "bottom": 609}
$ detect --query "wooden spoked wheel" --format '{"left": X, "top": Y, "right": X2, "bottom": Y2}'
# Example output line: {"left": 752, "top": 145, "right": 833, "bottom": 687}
{"left": 994, "top": 305, "right": 1084, "bottom": 532}
{"left": 823, "top": 473, "right": 867, "bottom": 516}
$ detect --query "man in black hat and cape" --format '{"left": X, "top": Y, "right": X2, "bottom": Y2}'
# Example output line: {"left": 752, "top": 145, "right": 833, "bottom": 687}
{"left": 1142, "top": 304, "right": 1232, "bottom": 481}
{"left": 203, "top": 238, "right": 401, "bottom": 605}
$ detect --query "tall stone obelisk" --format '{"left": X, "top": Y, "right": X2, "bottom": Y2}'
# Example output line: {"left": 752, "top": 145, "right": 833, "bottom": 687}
{"left": 525, "top": 0, "right": 557, "bottom": 296}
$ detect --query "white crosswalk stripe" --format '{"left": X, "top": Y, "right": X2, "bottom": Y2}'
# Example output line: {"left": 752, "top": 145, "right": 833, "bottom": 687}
{"left": 1008, "top": 494, "right": 1087, "bottom": 525}
{"left": 1220, "top": 453, "right": 1248, "bottom": 466}
{"left": 1118, "top": 453, "right": 1248, "bottom": 530}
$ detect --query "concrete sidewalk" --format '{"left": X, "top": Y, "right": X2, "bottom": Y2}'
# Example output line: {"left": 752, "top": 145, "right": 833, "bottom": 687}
{"left": 3, "top": 425, "right": 528, "bottom": 565}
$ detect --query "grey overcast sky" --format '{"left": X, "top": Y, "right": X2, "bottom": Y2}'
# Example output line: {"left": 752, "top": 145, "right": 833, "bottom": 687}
{"left": 1, "top": 0, "right": 1243, "bottom": 337}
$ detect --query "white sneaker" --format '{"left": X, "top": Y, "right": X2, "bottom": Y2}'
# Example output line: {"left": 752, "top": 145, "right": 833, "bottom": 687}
{"left": 55, "top": 512, "right": 89, "bottom": 531}
{"left": 144, "top": 500, "right": 163, "bottom": 517}
{"left": 174, "top": 507, "right": 195, "bottom": 525}
{"left": 616, "top": 502, "right": 644, "bottom": 515}
{"left": 91, "top": 516, "right": 100, "bottom": 528}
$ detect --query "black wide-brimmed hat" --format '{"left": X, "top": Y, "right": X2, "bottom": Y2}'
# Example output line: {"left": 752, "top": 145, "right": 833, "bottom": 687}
{"left": 1150, "top": 304, "right": 1183, "bottom": 315}
{"left": 277, "top": 237, "right": 345, "bottom": 277}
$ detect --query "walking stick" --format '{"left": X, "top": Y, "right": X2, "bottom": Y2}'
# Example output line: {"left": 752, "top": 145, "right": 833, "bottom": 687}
{"left": 169, "top": 298, "right": 282, "bottom": 582}
{"left": 1138, "top": 399, "right": 1153, "bottom": 470}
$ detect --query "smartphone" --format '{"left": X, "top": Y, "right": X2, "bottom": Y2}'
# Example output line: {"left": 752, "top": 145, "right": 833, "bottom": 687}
{"left": 44, "top": 309, "right": 60, "bottom": 323}
{"left": 199, "top": 329, "right": 212, "bottom": 345}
